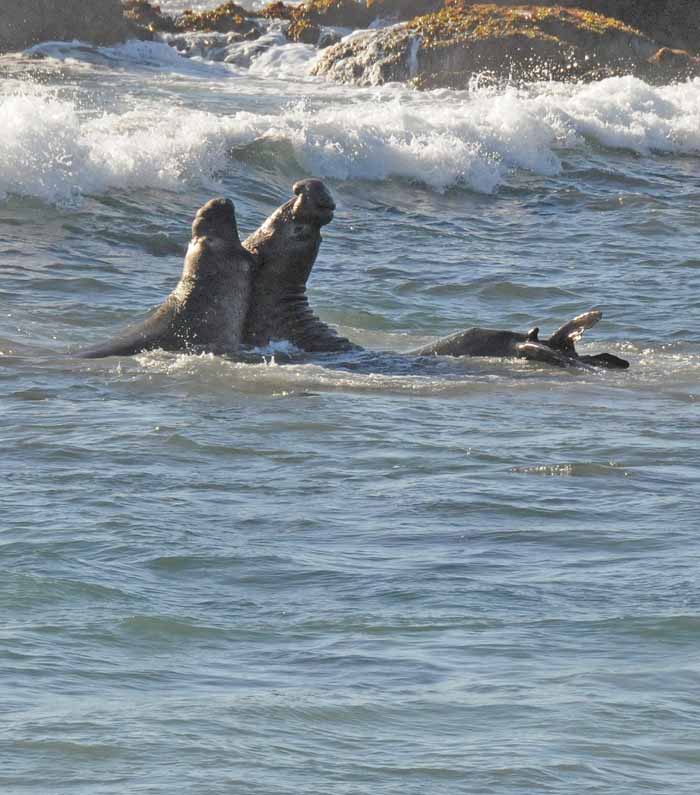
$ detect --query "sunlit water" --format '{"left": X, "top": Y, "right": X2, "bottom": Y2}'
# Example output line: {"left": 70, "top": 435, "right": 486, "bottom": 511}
{"left": 1, "top": 14, "right": 699, "bottom": 794}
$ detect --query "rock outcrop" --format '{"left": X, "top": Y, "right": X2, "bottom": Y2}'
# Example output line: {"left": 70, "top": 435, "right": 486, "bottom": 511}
{"left": 546, "top": 0, "right": 700, "bottom": 54}
{"left": 0, "top": 0, "right": 133, "bottom": 53}
{"left": 269, "top": 0, "right": 700, "bottom": 52}
{"left": 311, "top": 3, "right": 700, "bottom": 88}
{"left": 366, "top": 0, "right": 442, "bottom": 21}
{"left": 122, "top": 1, "right": 172, "bottom": 32}
{"left": 286, "top": 0, "right": 372, "bottom": 44}
{"left": 4, "top": 0, "right": 698, "bottom": 87}
{"left": 123, "top": 1, "right": 260, "bottom": 37}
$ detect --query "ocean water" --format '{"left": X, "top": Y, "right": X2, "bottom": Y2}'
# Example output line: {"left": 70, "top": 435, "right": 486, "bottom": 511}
{"left": 1, "top": 9, "right": 700, "bottom": 794}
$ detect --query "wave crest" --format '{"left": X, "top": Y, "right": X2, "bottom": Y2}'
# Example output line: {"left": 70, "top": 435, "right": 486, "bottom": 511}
{"left": 1, "top": 73, "right": 700, "bottom": 204}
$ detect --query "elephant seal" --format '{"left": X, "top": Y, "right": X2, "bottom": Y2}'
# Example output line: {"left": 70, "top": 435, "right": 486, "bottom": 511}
{"left": 241, "top": 180, "right": 628, "bottom": 370}
{"left": 242, "top": 178, "right": 359, "bottom": 353}
{"left": 76, "top": 198, "right": 255, "bottom": 359}
{"left": 413, "top": 311, "right": 630, "bottom": 369}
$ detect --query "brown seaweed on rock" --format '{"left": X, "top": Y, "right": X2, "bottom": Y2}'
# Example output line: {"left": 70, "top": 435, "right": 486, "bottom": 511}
{"left": 260, "top": 2, "right": 296, "bottom": 21}
{"left": 122, "top": 1, "right": 177, "bottom": 33}
{"left": 287, "top": 0, "right": 374, "bottom": 45}
{"left": 311, "top": 3, "right": 700, "bottom": 89}
{"left": 256, "top": 0, "right": 700, "bottom": 55}
{"left": 124, "top": 1, "right": 263, "bottom": 36}
{"left": 175, "top": 2, "right": 260, "bottom": 33}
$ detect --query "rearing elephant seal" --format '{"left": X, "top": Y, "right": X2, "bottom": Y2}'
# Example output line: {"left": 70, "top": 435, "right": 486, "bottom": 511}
{"left": 242, "top": 179, "right": 359, "bottom": 353}
{"left": 241, "top": 180, "right": 628, "bottom": 370}
{"left": 76, "top": 198, "right": 255, "bottom": 358}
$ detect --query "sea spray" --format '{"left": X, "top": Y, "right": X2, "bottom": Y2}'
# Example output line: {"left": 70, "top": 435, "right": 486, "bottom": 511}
{"left": 2, "top": 56, "right": 700, "bottom": 205}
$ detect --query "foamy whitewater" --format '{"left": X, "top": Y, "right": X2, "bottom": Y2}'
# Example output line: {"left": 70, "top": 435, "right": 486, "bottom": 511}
{"left": 2, "top": 8, "right": 699, "bottom": 794}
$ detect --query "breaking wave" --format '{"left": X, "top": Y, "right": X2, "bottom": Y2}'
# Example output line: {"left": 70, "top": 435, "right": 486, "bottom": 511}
{"left": 1, "top": 63, "right": 700, "bottom": 204}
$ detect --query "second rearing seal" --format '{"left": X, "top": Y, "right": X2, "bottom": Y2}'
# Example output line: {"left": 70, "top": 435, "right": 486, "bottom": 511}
{"left": 241, "top": 179, "right": 629, "bottom": 370}
{"left": 242, "top": 179, "right": 359, "bottom": 353}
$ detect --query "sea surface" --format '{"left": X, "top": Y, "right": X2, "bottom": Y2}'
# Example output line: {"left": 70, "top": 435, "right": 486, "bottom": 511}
{"left": 1, "top": 3, "right": 700, "bottom": 792}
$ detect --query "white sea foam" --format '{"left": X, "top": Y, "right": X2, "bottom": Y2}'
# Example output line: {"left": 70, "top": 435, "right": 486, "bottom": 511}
{"left": 0, "top": 85, "right": 231, "bottom": 203}
{"left": 25, "top": 37, "right": 241, "bottom": 78}
{"left": 2, "top": 74, "right": 700, "bottom": 204}
{"left": 530, "top": 76, "right": 700, "bottom": 155}
{"left": 0, "top": 88, "right": 92, "bottom": 203}
{"left": 130, "top": 349, "right": 497, "bottom": 396}
{"left": 247, "top": 39, "right": 318, "bottom": 79}
{"left": 259, "top": 339, "right": 302, "bottom": 353}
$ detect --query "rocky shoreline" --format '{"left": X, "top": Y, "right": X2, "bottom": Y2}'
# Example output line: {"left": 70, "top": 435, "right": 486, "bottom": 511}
{"left": 0, "top": 0, "right": 134, "bottom": 52}
{"left": 3, "top": 0, "right": 699, "bottom": 87}
{"left": 313, "top": 4, "right": 700, "bottom": 88}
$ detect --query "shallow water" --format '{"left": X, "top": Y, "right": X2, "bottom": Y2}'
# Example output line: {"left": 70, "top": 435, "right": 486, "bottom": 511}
{"left": 1, "top": 16, "right": 700, "bottom": 795}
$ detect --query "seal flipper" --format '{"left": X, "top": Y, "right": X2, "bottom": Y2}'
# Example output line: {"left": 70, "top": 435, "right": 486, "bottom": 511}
{"left": 514, "top": 341, "right": 592, "bottom": 369}
{"left": 544, "top": 310, "right": 629, "bottom": 369}
{"left": 75, "top": 323, "right": 167, "bottom": 358}
{"left": 76, "top": 337, "right": 153, "bottom": 359}
{"left": 75, "top": 332, "right": 191, "bottom": 359}
{"left": 546, "top": 310, "right": 602, "bottom": 353}
{"left": 578, "top": 352, "right": 630, "bottom": 370}
{"left": 74, "top": 300, "right": 181, "bottom": 358}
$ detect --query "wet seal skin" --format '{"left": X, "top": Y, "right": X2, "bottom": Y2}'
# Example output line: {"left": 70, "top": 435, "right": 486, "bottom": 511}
{"left": 75, "top": 198, "right": 255, "bottom": 358}
{"left": 242, "top": 179, "right": 628, "bottom": 370}
{"left": 414, "top": 311, "right": 630, "bottom": 369}
{"left": 242, "top": 178, "right": 359, "bottom": 353}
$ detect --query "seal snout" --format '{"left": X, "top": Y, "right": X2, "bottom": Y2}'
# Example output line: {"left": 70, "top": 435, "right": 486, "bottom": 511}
{"left": 292, "top": 178, "right": 336, "bottom": 225}
{"left": 192, "top": 197, "right": 238, "bottom": 240}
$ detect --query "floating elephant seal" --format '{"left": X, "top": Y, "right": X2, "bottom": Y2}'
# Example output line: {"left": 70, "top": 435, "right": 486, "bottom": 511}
{"left": 414, "top": 311, "right": 630, "bottom": 369}
{"left": 76, "top": 198, "right": 255, "bottom": 359}
{"left": 241, "top": 180, "right": 628, "bottom": 370}
{"left": 242, "top": 178, "right": 359, "bottom": 353}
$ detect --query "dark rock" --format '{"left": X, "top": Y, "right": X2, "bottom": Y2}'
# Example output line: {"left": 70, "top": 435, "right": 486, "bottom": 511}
{"left": 265, "top": 0, "right": 700, "bottom": 56}
{"left": 123, "top": 1, "right": 263, "bottom": 37}
{"left": 312, "top": 3, "right": 700, "bottom": 89}
{"left": 259, "top": 2, "right": 296, "bottom": 21}
{"left": 366, "top": 0, "right": 441, "bottom": 22}
{"left": 122, "top": 1, "right": 178, "bottom": 33}
{"left": 0, "top": 0, "right": 133, "bottom": 53}
{"left": 288, "top": 0, "right": 372, "bottom": 44}
{"left": 644, "top": 46, "right": 700, "bottom": 81}
{"left": 174, "top": 2, "right": 260, "bottom": 35}
{"left": 551, "top": 0, "right": 700, "bottom": 54}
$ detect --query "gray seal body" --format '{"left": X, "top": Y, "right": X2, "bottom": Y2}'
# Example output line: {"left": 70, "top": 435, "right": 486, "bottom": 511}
{"left": 76, "top": 198, "right": 255, "bottom": 358}
{"left": 242, "top": 179, "right": 358, "bottom": 353}
{"left": 241, "top": 180, "right": 628, "bottom": 370}
{"left": 413, "top": 311, "right": 629, "bottom": 369}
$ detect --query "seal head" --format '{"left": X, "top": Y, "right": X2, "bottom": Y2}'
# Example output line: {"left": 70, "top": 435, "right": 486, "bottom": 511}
{"left": 191, "top": 197, "right": 240, "bottom": 242}
{"left": 291, "top": 178, "right": 336, "bottom": 227}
